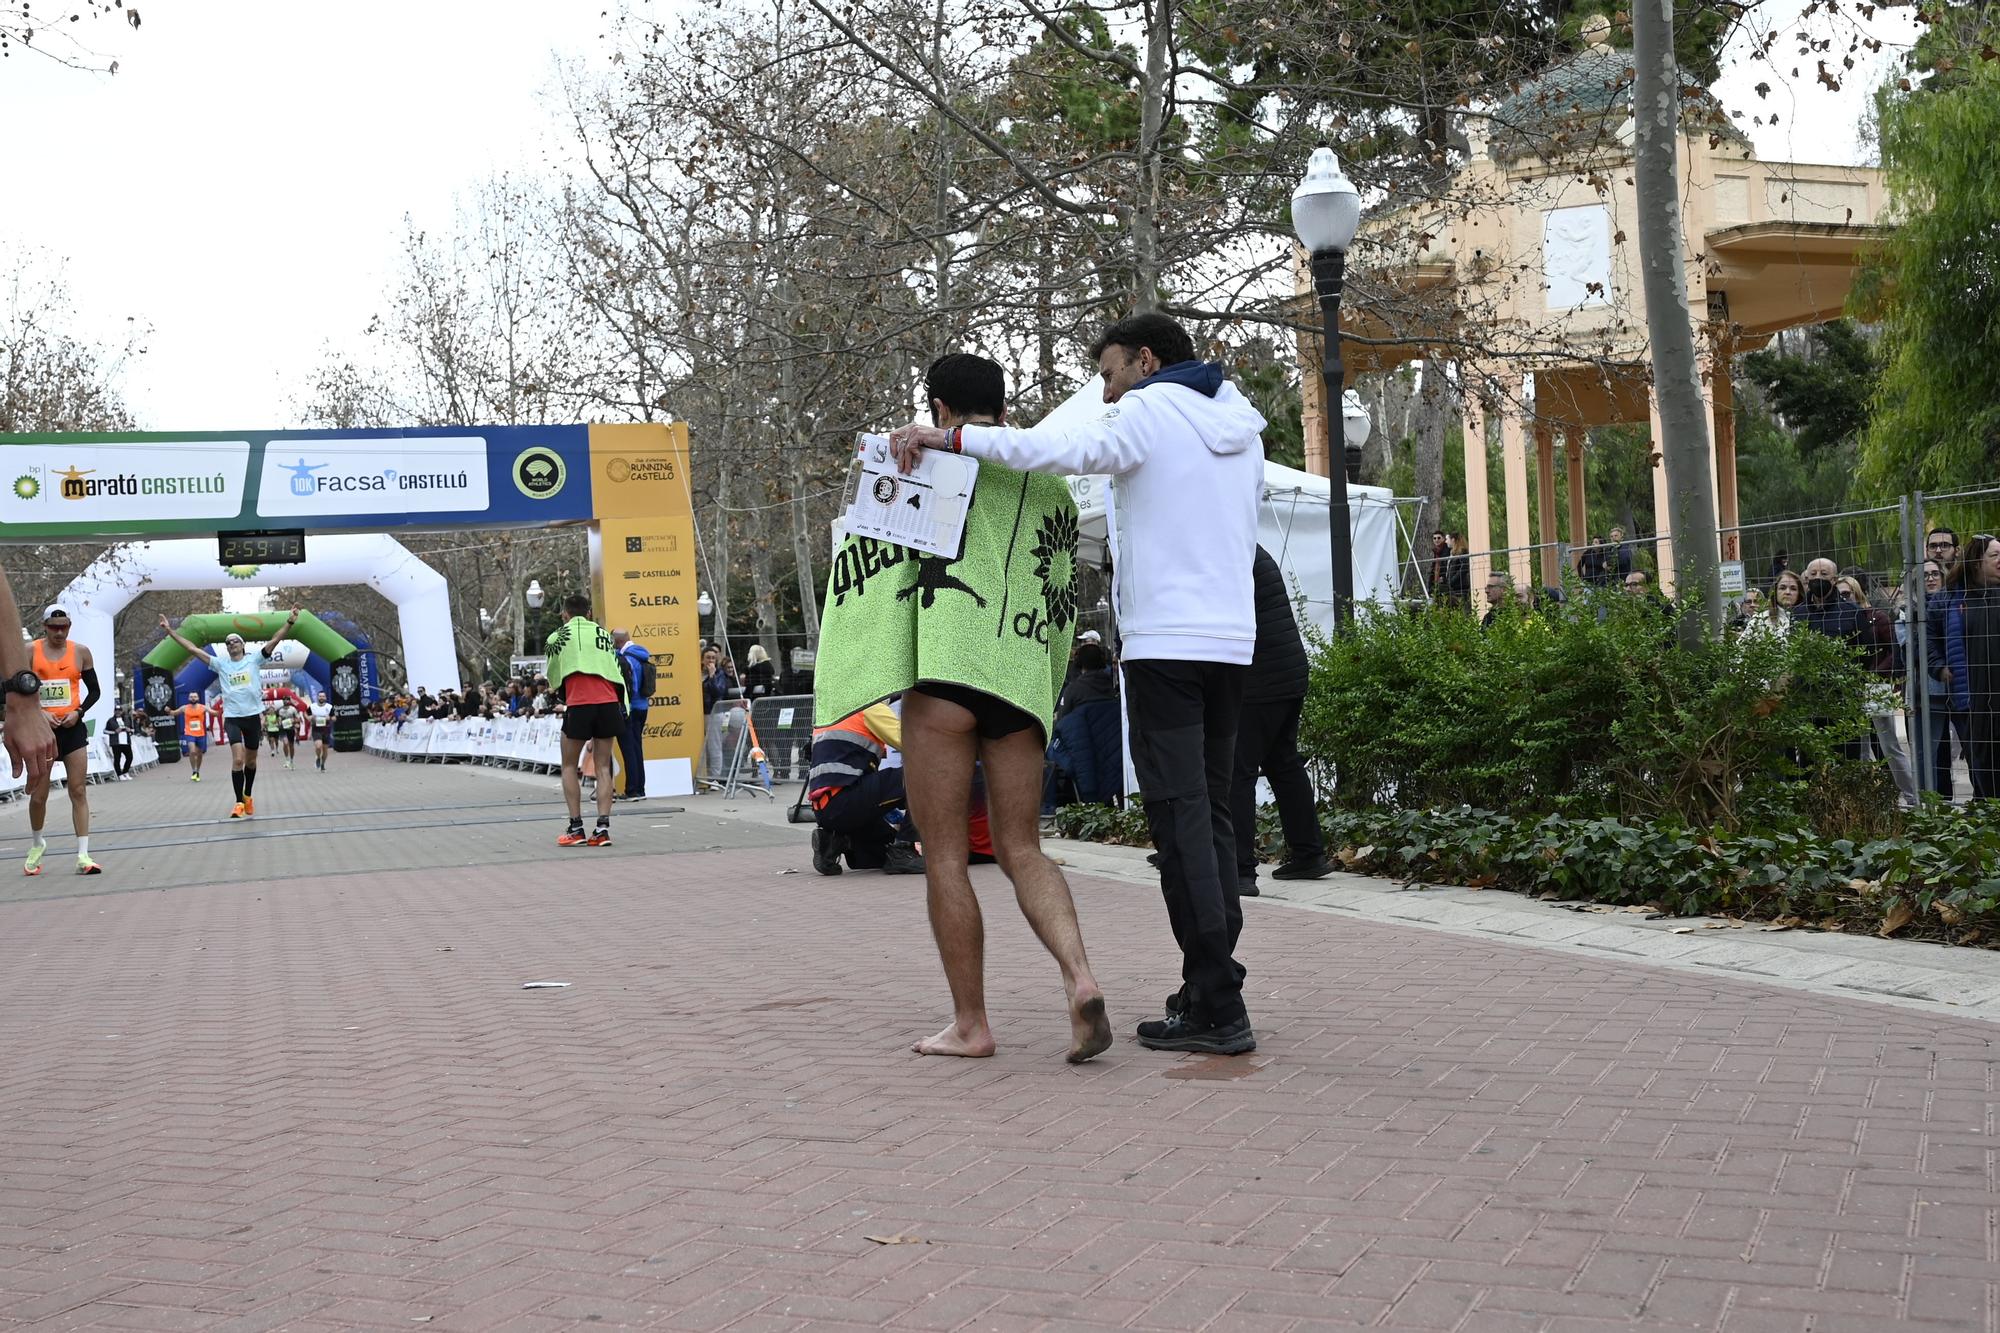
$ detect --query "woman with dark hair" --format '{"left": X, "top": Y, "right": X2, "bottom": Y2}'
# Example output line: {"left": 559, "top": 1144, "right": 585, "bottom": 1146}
{"left": 1944, "top": 534, "right": 2000, "bottom": 800}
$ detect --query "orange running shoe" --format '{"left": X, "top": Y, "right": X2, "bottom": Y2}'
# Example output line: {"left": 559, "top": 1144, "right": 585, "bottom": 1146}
{"left": 557, "top": 826, "right": 588, "bottom": 846}
{"left": 244, "top": 797, "right": 255, "bottom": 817}
{"left": 230, "top": 802, "right": 246, "bottom": 819}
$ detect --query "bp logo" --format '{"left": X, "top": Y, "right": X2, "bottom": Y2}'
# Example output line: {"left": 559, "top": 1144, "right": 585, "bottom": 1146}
{"left": 331, "top": 663, "right": 359, "bottom": 700}
{"left": 225, "top": 565, "right": 260, "bottom": 581}
{"left": 512, "top": 446, "right": 566, "bottom": 500}
{"left": 12, "top": 473, "right": 39, "bottom": 501}
{"left": 144, "top": 674, "right": 173, "bottom": 712}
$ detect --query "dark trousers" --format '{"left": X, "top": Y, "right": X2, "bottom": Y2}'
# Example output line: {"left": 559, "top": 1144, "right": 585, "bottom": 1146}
{"left": 1972, "top": 709, "right": 1999, "bottom": 802}
{"left": 111, "top": 742, "right": 133, "bottom": 777}
{"left": 815, "top": 767, "right": 910, "bottom": 868}
{"left": 1230, "top": 696, "right": 1322, "bottom": 879}
{"left": 1124, "top": 659, "right": 1248, "bottom": 1025}
{"left": 1933, "top": 707, "right": 1972, "bottom": 794}
{"left": 619, "top": 709, "right": 648, "bottom": 797}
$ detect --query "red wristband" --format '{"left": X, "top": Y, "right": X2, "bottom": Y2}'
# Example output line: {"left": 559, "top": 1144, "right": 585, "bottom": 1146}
{"left": 949, "top": 426, "right": 964, "bottom": 454}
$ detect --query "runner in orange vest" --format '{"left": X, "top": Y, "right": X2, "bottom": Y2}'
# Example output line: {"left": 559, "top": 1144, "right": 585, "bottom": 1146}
{"left": 23, "top": 605, "right": 102, "bottom": 876}
{"left": 178, "top": 692, "right": 210, "bottom": 781}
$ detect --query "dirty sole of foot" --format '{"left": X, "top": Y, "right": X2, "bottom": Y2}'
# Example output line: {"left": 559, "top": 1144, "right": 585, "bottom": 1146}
{"left": 1068, "top": 996, "right": 1113, "bottom": 1064}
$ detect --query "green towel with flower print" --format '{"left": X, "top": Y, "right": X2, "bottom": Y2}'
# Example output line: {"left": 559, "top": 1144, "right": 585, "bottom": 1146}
{"left": 813, "top": 459, "right": 1079, "bottom": 734}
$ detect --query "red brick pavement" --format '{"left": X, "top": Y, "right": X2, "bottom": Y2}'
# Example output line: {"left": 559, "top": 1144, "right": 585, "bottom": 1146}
{"left": 0, "top": 843, "right": 1995, "bottom": 1332}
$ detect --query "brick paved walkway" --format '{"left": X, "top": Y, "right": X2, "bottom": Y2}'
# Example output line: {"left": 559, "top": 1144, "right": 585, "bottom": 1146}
{"left": 1, "top": 762, "right": 1996, "bottom": 1330}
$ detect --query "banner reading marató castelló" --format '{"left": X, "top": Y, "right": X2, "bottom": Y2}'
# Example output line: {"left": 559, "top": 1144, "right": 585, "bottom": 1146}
{"left": 813, "top": 457, "right": 1080, "bottom": 733}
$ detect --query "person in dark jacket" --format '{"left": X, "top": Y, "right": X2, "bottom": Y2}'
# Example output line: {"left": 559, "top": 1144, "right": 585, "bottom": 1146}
{"left": 1228, "top": 548, "right": 1331, "bottom": 898}
{"left": 1793, "top": 556, "right": 1872, "bottom": 761}
{"left": 1943, "top": 534, "right": 2000, "bottom": 800}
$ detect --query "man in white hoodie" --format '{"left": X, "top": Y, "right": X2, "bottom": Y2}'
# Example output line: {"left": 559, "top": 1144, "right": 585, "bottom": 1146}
{"left": 889, "top": 312, "right": 1266, "bottom": 1055}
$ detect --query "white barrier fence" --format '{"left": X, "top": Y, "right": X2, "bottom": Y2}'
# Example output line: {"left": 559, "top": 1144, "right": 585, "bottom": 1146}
{"left": 0, "top": 732, "right": 160, "bottom": 799}
{"left": 364, "top": 717, "right": 565, "bottom": 772}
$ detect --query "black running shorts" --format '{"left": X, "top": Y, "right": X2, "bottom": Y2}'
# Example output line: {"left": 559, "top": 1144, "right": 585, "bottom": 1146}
{"left": 562, "top": 701, "right": 625, "bottom": 741}
{"left": 54, "top": 720, "right": 89, "bottom": 759}
{"left": 910, "top": 681, "right": 1040, "bottom": 741}
{"left": 224, "top": 716, "right": 263, "bottom": 750}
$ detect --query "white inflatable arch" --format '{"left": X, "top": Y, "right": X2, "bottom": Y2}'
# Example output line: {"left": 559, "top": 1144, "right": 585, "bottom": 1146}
{"left": 57, "top": 534, "right": 460, "bottom": 726}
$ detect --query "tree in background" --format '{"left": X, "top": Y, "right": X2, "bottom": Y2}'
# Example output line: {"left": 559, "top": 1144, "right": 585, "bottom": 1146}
{"left": 1858, "top": 18, "right": 2000, "bottom": 495}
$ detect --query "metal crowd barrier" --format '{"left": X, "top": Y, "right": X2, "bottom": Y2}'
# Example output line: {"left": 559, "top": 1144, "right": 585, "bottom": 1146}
{"left": 701, "top": 693, "right": 814, "bottom": 798}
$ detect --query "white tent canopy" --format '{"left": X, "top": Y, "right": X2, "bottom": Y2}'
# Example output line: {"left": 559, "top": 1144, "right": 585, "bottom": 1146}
{"left": 1069, "top": 462, "right": 1401, "bottom": 641}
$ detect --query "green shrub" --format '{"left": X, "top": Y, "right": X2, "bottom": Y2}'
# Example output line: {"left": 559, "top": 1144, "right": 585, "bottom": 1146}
{"left": 1299, "top": 595, "right": 1872, "bottom": 831}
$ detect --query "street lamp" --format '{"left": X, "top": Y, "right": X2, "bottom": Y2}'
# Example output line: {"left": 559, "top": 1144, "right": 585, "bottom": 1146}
{"left": 1341, "top": 389, "right": 1372, "bottom": 479}
{"left": 524, "top": 580, "right": 544, "bottom": 610}
{"left": 1293, "top": 143, "right": 1363, "bottom": 627}
{"left": 696, "top": 591, "right": 713, "bottom": 619}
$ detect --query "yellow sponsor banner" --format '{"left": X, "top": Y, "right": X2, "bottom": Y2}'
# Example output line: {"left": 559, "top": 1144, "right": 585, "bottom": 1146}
{"left": 594, "top": 513, "right": 701, "bottom": 783}
{"left": 588, "top": 423, "right": 700, "bottom": 789}
{"left": 587, "top": 421, "right": 692, "bottom": 521}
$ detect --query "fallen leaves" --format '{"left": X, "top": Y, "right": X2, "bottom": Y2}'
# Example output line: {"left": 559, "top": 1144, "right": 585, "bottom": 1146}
{"left": 1880, "top": 901, "right": 1916, "bottom": 938}
{"left": 864, "top": 1234, "right": 929, "bottom": 1246}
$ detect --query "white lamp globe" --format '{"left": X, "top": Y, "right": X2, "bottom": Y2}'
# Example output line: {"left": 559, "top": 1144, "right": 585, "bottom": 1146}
{"left": 1292, "top": 144, "right": 1362, "bottom": 255}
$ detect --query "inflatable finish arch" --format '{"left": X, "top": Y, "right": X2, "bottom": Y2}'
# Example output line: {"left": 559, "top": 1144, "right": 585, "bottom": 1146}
{"left": 53, "top": 534, "right": 460, "bottom": 742}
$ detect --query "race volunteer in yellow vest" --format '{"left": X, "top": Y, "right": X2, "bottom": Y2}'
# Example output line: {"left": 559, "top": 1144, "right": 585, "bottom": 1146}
{"left": 23, "top": 605, "right": 104, "bottom": 876}
{"left": 546, "top": 592, "right": 627, "bottom": 847}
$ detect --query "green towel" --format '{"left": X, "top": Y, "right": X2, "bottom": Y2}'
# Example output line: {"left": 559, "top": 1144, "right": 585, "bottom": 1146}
{"left": 813, "top": 460, "right": 1080, "bottom": 733}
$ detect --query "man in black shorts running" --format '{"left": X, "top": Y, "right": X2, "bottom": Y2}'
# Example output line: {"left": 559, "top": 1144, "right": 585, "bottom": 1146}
{"left": 545, "top": 592, "right": 627, "bottom": 846}
{"left": 309, "top": 691, "right": 333, "bottom": 770}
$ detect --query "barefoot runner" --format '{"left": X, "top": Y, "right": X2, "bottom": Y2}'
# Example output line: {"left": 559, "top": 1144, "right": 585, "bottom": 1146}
{"left": 816, "top": 352, "right": 1110, "bottom": 1063}
{"left": 178, "top": 692, "right": 210, "bottom": 781}
{"left": 158, "top": 611, "right": 301, "bottom": 819}
{"left": 545, "top": 592, "right": 626, "bottom": 847}
{"left": 22, "top": 606, "right": 104, "bottom": 875}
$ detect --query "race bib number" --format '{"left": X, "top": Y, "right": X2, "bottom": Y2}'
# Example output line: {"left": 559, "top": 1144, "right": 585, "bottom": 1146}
{"left": 40, "top": 679, "right": 73, "bottom": 712}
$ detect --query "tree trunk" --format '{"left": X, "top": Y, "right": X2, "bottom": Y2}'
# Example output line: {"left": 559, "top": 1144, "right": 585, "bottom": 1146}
{"left": 746, "top": 503, "right": 782, "bottom": 670}
{"left": 1412, "top": 352, "right": 1449, "bottom": 546}
{"left": 1632, "top": 0, "right": 1722, "bottom": 636}
{"left": 1129, "top": 0, "right": 1171, "bottom": 310}
{"left": 709, "top": 406, "right": 735, "bottom": 658}
{"left": 790, "top": 453, "right": 822, "bottom": 650}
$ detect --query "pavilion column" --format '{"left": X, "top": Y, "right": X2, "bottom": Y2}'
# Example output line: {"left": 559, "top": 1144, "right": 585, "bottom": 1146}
{"left": 1533, "top": 415, "right": 1559, "bottom": 589}
{"left": 1711, "top": 348, "right": 1740, "bottom": 561}
{"left": 1564, "top": 426, "right": 1588, "bottom": 574}
{"left": 1460, "top": 382, "right": 1491, "bottom": 609}
{"left": 1499, "top": 381, "right": 1532, "bottom": 591}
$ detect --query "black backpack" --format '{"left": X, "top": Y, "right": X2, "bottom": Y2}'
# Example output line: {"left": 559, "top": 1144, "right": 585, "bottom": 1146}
{"left": 635, "top": 654, "right": 658, "bottom": 701}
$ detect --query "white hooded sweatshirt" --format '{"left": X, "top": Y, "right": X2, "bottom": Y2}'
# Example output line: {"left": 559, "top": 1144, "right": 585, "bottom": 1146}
{"left": 957, "top": 363, "right": 1266, "bottom": 665}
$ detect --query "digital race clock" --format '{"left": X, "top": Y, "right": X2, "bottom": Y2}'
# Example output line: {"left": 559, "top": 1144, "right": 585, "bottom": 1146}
{"left": 217, "top": 530, "right": 308, "bottom": 566}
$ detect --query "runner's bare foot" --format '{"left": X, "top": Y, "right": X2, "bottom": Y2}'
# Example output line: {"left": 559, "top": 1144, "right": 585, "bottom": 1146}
{"left": 1068, "top": 989, "right": 1113, "bottom": 1064}
{"left": 913, "top": 1021, "right": 996, "bottom": 1058}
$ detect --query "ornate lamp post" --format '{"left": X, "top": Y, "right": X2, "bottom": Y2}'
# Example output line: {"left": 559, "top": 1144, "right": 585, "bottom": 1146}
{"left": 1292, "top": 144, "right": 1363, "bottom": 626}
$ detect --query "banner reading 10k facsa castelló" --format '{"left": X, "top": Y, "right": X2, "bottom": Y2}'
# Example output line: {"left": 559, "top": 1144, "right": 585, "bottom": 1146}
{"left": 0, "top": 423, "right": 702, "bottom": 777}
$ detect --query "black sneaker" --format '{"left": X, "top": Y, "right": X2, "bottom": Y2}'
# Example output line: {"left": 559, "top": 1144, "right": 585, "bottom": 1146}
{"left": 881, "top": 843, "right": 927, "bottom": 876}
{"left": 1135, "top": 1010, "right": 1256, "bottom": 1055}
{"left": 811, "top": 828, "right": 846, "bottom": 876}
{"left": 1146, "top": 851, "right": 1161, "bottom": 867}
{"left": 1271, "top": 855, "right": 1334, "bottom": 881}
{"left": 1163, "top": 984, "right": 1191, "bottom": 1015}
{"left": 1239, "top": 876, "right": 1261, "bottom": 898}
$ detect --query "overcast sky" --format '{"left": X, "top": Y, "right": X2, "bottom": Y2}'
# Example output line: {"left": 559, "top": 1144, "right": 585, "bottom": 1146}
{"left": 0, "top": 0, "right": 1918, "bottom": 433}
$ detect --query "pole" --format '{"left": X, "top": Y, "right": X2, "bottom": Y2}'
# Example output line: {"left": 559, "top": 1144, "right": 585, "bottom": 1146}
{"left": 1910, "top": 491, "right": 1935, "bottom": 795}
{"left": 1313, "top": 246, "right": 1355, "bottom": 630}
